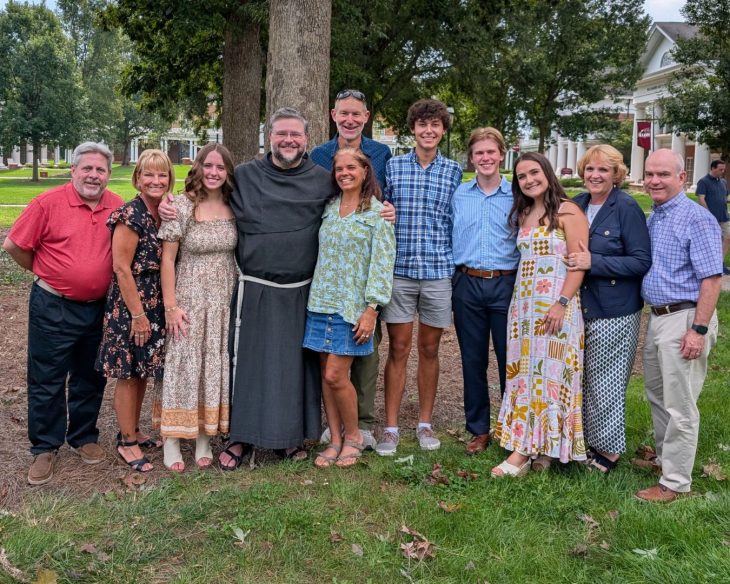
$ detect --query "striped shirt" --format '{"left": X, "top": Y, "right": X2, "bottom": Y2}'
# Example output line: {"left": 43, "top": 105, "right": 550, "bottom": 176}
{"left": 451, "top": 176, "right": 519, "bottom": 270}
{"left": 383, "top": 150, "right": 462, "bottom": 279}
{"left": 642, "top": 192, "right": 723, "bottom": 306}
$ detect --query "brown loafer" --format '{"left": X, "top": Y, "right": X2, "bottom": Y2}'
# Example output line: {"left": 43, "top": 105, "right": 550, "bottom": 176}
{"left": 74, "top": 442, "right": 105, "bottom": 465}
{"left": 28, "top": 451, "right": 56, "bottom": 485}
{"left": 635, "top": 483, "right": 684, "bottom": 503}
{"left": 465, "top": 433, "right": 490, "bottom": 456}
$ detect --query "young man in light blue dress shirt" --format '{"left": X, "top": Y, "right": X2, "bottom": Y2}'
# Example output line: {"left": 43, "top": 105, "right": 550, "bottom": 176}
{"left": 451, "top": 128, "right": 519, "bottom": 456}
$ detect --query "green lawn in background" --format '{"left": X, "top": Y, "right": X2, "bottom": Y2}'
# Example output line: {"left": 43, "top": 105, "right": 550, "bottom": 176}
{"left": 0, "top": 292, "right": 727, "bottom": 583}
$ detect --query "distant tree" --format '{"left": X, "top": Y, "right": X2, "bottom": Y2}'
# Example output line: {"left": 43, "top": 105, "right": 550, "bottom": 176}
{"left": 662, "top": 0, "right": 730, "bottom": 161}
{"left": 0, "top": 2, "right": 84, "bottom": 181}
{"left": 596, "top": 118, "right": 634, "bottom": 165}
{"left": 508, "top": 0, "right": 649, "bottom": 153}
{"left": 266, "top": 0, "right": 332, "bottom": 147}
{"left": 103, "top": 0, "right": 266, "bottom": 164}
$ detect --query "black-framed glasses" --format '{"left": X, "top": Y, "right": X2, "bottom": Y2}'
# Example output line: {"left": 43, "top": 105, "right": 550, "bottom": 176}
{"left": 336, "top": 89, "right": 366, "bottom": 102}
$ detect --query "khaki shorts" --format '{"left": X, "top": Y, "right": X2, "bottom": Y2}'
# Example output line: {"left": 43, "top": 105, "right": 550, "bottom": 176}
{"left": 720, "top": 221, "right": 730, "bottom": 238}
{"left": 380, "top": 277, "right": 452, "bottom": 328}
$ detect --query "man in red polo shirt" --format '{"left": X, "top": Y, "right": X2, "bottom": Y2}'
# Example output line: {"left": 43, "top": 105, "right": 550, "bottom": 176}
{"left": 3, "top": 142, "right": 123, "bottom": 485}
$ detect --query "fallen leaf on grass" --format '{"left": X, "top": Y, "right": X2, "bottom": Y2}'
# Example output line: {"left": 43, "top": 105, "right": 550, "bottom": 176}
{"left": 722, "top": 540, "right": 730, "bottom": 548}
{"left": 437, "top": 501, "right": 462, "bottom": 513}
{"left": 232, "top": 527, "right": 250, "bottom": 547}
{"left": 96, "top": 552, "right": 111, "bottom": 563}
{"left": 329, "top": 531, "right": 344, "bottom": 544}
{"left": 301, "top": 479, "right": 313, "bottom": 486}
{"left": 465, "top": 560, "right": 476, "bottom": 571}
{"left": 599, "top": 541, "right": 610, "bottom": 550}
{"left": 718, "top": 444, "right": 730, "bottom": 452}
{"left": 456, "top": 469, "right": 479, "bottom": 480}
{"left": 702, "top": 459, "right": 727, "bottom": 481}
{"left": 426, "top": 463, "right": 449, "bottom": 486}
{"left": 635, "top": 444, "right": 657, "bottom": 460}
{"left": 632, "top": 548, "right": 657, "bottom": 559}
{"left": 79, "top": 543, "right": 97, "bottom": 554}
{"left": 375, "top": 533, "right": 389, "bottom": 543}
{"left": 399, "top": 525, "right": 436, "bottom": 560}
{"left": 34, "top": 569, "right": 58, "bottom": 584}
{"left": 607, "top": 511, "right": 619, "bottom": 521}
{"left": 120, "top": 472, "right": 146, "bottom": 490}
{"left": 578, "top": 514, "right": 599, "bottom": 530}
{"left": 568, "top": 544, "right": 588, "bottom": 557}
{"left": 351, "top": 543, "right": 363, "bottom": 557}
{"left": 395, "top": 455, "right": 414, "bottom": 465}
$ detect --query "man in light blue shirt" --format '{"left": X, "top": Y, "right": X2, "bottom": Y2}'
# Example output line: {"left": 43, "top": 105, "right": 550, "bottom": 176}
{"left": 451, "top": 127, "right": 519, "bottom": 456}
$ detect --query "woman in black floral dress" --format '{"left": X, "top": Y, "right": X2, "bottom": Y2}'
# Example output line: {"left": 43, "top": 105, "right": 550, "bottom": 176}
{"left": 96, "top": 149, "right": 174, "bottom": 472}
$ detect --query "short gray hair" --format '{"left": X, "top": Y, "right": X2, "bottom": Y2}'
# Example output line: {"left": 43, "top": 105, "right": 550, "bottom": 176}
{"left": 268, "top": 107, "right": 309, "bottom": 135}
{"left": 72, "top": 142, "right": 113, "bottom": 171}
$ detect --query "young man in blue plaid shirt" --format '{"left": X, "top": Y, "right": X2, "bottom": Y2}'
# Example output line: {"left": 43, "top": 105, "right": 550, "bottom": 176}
{"left": 376, "top": 99, "right": 462, "bottom": 455}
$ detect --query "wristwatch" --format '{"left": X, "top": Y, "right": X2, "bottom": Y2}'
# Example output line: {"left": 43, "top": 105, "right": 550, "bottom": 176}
{"left": 558, "top": 295, "right": 570, "bottom": 307}
{"left": 691, "top": 323, "right": 708, "bottom": 335}
{"left": 367, "top": 303, "right": 379, "bottom": 312}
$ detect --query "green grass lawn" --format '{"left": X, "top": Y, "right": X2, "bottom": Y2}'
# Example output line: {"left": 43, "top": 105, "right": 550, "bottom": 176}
{"left": 0, "top": 291, "right": 728, "bottom": 583}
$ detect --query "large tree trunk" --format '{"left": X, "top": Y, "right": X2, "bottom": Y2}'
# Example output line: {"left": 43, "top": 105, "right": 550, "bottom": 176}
{"left": 32, "top": 140, "right": 40, "bottom": 182}
{"left": 223, "top": 6, "right": 262, "bottom": 165}
{"left": 265, "top": 0, "right": 332, "bottom": 149}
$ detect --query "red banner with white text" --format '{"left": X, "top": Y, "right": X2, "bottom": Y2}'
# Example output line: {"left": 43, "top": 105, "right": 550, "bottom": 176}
{"left": 637, "top": 121, "right": 651, "bottom": 150}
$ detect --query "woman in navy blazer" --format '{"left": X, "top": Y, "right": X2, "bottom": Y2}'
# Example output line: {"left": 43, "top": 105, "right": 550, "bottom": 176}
{"left": 567, "top": 144, "right": 651, "bottom": 473}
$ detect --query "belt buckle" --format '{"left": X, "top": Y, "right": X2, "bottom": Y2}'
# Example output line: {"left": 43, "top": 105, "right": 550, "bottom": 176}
{"left": 656, "top": 304, "right": 671, "bottom": 315}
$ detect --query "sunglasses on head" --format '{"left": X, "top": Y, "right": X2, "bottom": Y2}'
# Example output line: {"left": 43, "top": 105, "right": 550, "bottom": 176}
{"left": 336, "top": 89, "right": 366, "bottom": 102}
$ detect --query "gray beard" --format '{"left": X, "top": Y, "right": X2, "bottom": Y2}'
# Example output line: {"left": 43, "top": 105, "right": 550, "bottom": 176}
{"left": 273, "top": 149, "right": 305, "bottom": 169}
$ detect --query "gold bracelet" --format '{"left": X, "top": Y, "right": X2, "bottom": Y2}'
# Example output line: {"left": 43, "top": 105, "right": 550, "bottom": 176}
{"left": 131, "top": 312, "right": 145, "bottom": 320}
{"left": 165, "top": 305, "right": 178, "bottom": 313}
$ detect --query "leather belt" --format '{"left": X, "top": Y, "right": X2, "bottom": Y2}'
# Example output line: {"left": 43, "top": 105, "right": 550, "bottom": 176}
{"left": 458, "top": 266, "right": 517, "bottom": 279}
{"left": 650, "top": 301, "right": 696, "bottom": 316}
{"left": 34, "top": 276, "right": 102, "bottom": 303}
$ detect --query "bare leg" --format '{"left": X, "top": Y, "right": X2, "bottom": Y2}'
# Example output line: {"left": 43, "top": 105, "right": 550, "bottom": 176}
{"left": 416, "top": 322, "right": 443, "bottom": 424}
{"left": 383, "top": 322, "right": 414, "bottom": 427}
{"left": 322, "top": 354, "right": 361, "bottom": 464}
{"left": 114, "top": 377, "right": 152, "bottom": 471}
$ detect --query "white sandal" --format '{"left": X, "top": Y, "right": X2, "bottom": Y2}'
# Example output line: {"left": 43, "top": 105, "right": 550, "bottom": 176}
{"left": 491, "top": 458, "right": 531, "bottom": 478}
{"left": 163, "top": 437, "right": 185, "bottom": 472}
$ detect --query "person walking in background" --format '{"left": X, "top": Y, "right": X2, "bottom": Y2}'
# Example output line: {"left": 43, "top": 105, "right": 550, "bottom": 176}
{"left": 451, "top": 127, "right": 518, "bottom": 456}
{"left": 96, "top": 149, "right": 175, "bottom": 473}
{"left": 696, "top": 159, "right": 730, "bottom": 275}
{"left": 304, "top": 149, "right": 395, "bottom": 468}
{"left": 155, "top": 144, "right": 238, "bottom": 472}
{"left": 569, "top": 145, "right": 651, "bottom": 474}
{"left": 492, "top": 152, "right": 589, "bottom": 477}
{"left": 311, "top": 89, "right": 393, "bottom": 450}
{"left": 3, "top": 142, "right": 121, "bottom": 485}
{"left": 636, "top": 149, "right": 722, "bottom": 503}
{"left": 377, "top": 98, "right": 462, "bottom": 456}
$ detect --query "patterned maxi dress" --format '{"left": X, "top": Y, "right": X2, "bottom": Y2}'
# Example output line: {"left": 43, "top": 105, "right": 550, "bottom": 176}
{"left": 152, "top": 196, "right": 238, "bottom": 438}
{"left": 495, "top": 225, "right": 587, "bottom": 462}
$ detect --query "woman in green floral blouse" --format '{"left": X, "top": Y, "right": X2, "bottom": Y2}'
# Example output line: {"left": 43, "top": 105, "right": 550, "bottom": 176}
{"left": 303, "top": 148, "right": 396, "bottom": 468}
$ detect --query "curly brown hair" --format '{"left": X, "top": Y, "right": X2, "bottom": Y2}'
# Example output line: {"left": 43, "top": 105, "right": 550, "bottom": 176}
{"left": 331, "top": 148, "right": 382, "bottom": 212}
{"left": 184, "top": 143, "right": 235, "bottom": 206}
{"left": 406, "top": 99, "right": 452, "bottom": 131}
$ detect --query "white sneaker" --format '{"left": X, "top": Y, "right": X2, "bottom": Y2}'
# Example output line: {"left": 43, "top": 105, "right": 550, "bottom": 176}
{"left": 417, "top": 427, "right": 441, "bottom": 451}
{"left": 375, "top": 431, "right": 400, "bottom": 456}
{"left": 360, "top": 429, "right": 377, "bottom": 450}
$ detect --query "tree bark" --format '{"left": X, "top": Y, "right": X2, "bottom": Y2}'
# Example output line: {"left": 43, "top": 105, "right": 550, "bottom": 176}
{"left": 32, "top": 139, "right": 40, "bottom": 182}
{"left": 222, "top": 5, "right": 262, "bottom": 165}
{"left": 265, "top": 0, "right": 332, "bottom": 149}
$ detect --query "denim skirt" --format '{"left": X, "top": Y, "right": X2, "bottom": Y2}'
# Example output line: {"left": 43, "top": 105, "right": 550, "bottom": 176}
{"left": 302, "top": 311, "right": 374, "bottom": 356}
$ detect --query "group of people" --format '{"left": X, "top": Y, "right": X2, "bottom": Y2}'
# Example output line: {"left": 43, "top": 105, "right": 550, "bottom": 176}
{"left": 4, "top": 89, "right": 723, "bottom": 504}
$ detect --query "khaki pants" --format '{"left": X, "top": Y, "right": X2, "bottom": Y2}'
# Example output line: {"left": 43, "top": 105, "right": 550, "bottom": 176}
{"left": 643, "top": 309, "right": 718, "bottom": 492}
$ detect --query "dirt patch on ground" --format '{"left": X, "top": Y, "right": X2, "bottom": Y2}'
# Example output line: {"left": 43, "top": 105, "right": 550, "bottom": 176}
{"left": 0, "top": 235, "right": 649, "bottom": 509}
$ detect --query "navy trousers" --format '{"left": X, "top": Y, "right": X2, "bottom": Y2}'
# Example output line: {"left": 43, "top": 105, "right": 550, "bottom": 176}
{"left": 27, "top": 284, "right": 106, "bottom": 454}
{"left": 452, "top": 270, "right": 515, "bottom": 436}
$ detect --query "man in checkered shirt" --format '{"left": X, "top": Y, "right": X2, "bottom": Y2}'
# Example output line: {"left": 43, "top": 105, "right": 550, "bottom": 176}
{"left": 376, "top": 99, "right": 462, "bottom": 456}
{"left": 636, "top": 149, "right": 723, "bottom": 503}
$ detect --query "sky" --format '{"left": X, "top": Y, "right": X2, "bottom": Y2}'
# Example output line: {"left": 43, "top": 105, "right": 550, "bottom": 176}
{"left": 0, "top": 0, "right": 687, "bottom": 22}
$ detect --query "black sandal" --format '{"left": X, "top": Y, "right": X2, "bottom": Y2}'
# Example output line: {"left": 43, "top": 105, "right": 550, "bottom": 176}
{"left": 586, "top": 450, "right": 618, "bottom": 474}
{"left": 274, "top": 447, "right": 308, "bottom": 462}
{"left": 116, "top": 438, "right": 153, "bottom": 472}
{"left": 116, "top": 429, "right": 161, "bottom": 449}
{"left": 220, "top": 442, "right": 251, "bottom": 471}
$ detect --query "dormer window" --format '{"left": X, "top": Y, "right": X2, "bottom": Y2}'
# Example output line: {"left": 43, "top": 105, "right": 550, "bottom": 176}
{"left": 660, "top": 51, "right": 675, "bottom": 67}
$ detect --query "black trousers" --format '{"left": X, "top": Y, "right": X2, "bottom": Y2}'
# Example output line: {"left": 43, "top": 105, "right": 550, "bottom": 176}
{"left": 27, "top": 284, "right": 106, "bottom": 454}
{"left": 452, "top": 270, "right": 515, "bottom": 436}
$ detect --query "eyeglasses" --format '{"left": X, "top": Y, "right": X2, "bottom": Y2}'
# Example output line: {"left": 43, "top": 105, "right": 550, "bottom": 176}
{"left": 336, "top": 89, "right": 366, "bottom": 102}
{"left": 271, "top": 130, "right": 306, "bottom": 139}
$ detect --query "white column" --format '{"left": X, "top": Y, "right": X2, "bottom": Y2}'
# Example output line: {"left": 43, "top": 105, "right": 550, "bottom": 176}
{"left": 576, "top": 140, "right": 587, "bottom": 165}
{"left": 652, "top": 102, "right": 662, "bottom": 148}
{"left": 40, "top": 146, "right": 48, "bottom": 165}
{"left": 556, "top": 139, "right": 567, "bottom": 171}
{"left": 693, "top": 142, "right": 711, "bottom": 188}
{"left": 54, "top": 146, "right": 60, "bottom": 166}
{"left": 131, "top": 139, "right": 138, "bottom": 162}
{"left": 566, "top": 140, "right": 577, "bottom": 175}
{"left": 11, "top": 147, "right": 20, "bottom": 163}
{"left": 548, "top": 131, "right": 558, "bottom": 169}
{"left": 26, "top": 144, "right": 34, "bottom": 165}
{"left": 630, "top": 105, "right": 646, "bottom": 182}
{"left": 671, "top": 133, "right": 686, "bottom": 160}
